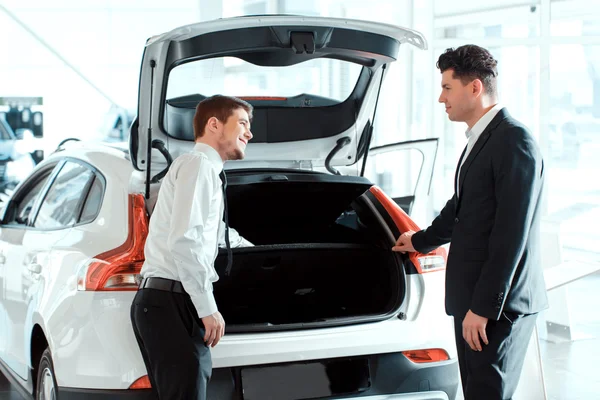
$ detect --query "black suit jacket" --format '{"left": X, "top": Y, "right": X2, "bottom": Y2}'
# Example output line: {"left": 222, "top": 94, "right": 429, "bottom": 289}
{"left": 412, "top": 108, "right": 548, "bottom": 321}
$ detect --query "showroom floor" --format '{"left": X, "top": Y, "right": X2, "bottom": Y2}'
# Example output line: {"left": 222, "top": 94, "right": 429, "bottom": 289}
{"left": 2, "top": 271, "right": 599, "bottom": 400}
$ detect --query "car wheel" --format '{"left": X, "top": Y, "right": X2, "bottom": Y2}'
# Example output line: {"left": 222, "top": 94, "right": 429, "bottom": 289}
{"left": 36, "top": 348, "right": 58, "bottom": 400}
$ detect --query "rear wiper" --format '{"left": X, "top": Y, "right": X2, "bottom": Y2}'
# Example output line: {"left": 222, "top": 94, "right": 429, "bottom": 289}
{"left": 325, "top": 137, "right": 351, "bottom": 175}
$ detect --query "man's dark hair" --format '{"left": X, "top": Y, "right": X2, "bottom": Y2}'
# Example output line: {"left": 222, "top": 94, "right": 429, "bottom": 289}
{"left": 437, "top": 45, "right": 498, "bottom": 96}
{"left": 193, "top": 95, "right": 253, "bottom": 140}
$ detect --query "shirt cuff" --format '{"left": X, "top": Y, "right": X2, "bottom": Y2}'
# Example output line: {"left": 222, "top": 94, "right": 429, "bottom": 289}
{"left": 190, "top": 290, "right": 218, "bottom": 319}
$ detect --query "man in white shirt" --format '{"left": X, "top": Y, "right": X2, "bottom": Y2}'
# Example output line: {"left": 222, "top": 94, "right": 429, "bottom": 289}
{"left": 393, "top": 45, "right": 547, "bottom": 399}
{"left": 130, "top": 95, "right": 254, "bottom": 400}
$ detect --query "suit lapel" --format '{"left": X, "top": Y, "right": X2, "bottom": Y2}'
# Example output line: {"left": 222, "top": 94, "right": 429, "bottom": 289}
{"left": 457, "top": 108, "right": 510, "bottom": 207}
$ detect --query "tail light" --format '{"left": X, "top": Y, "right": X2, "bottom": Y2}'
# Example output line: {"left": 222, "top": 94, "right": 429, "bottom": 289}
{"left": 77, "top": 194, "right": 148, "bottom": 291}
{"left": 402, "top": 348, "right": 449, "bottom": 363}
{"left": 369, "top": 186, "right": 447, "bottom": 273}
{"left": 416, "top": 255, "right": 446, "bottom": 273}
{"left": 129, "top": 375, "right": 152, "bottom": 389}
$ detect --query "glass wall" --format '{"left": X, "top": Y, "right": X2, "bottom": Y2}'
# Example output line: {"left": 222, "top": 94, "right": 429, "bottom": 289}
{"left": 0, "top": 0, "right": 204, "bottom": 150}
{"left": 547, "top": 43, "right": 600, "bottom": 254}
{"left": 430, "top": 0, "right": 600, "bottom": 263}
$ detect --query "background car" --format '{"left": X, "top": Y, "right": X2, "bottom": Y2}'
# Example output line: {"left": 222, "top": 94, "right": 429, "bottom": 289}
{"left": 0, "top": 16, "right": 458, "bottom": 400}
{"left": 0, "top": 118, "right": 17, "bottom": 170}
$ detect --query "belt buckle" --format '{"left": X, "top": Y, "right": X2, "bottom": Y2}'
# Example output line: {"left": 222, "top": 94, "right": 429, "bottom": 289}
{"left": 139, "top": 277, "right": 147, "bottom": 289}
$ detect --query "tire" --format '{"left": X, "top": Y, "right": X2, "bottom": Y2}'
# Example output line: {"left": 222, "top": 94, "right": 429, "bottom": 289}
{"left": 36, "top": 348, "right": 58, "bottom": 400}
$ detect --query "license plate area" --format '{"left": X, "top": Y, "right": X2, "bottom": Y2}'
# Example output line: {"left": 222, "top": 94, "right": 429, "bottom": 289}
{"left": 241, "top": 357, "right": 371, "bottom": 399}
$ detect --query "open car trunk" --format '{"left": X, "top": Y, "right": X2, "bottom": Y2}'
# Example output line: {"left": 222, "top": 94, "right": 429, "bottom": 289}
{"left": 212, "top": 171, "right": 406, "bottom": 332}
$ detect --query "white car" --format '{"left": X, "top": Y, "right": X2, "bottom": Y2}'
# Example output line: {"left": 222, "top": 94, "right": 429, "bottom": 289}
{"left": 0, "top": 15, "right": 458, "bottom": 400}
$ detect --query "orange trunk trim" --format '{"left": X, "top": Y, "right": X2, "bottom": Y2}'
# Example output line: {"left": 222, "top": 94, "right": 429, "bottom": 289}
{"left": 369, "top": 186, "right": 446, "bottom": 273}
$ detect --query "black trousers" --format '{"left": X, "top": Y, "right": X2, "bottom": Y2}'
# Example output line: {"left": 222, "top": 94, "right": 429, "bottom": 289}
{"left": 130, "top": 288, "right": 212, "bottom": 400}
{"left": 453, "top": 312, "right": 537, "bottom": 400}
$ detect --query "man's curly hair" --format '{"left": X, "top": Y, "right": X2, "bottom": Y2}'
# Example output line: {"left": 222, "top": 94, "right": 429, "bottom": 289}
{"left": 437, "top": 45, "right": 498, "bottom": 96}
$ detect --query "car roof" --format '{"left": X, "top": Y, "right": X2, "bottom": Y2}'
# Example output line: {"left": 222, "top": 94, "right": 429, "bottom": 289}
{"left": 41, "top": 141, "right": 133, "bottom": 179}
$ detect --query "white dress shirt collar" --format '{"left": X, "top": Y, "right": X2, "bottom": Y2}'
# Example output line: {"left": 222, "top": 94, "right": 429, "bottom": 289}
{"left": 465, "top": 103, "right": 504, "bottom": 141}
{"left": 193, "top": 142, "right": 224, "bottom": 172}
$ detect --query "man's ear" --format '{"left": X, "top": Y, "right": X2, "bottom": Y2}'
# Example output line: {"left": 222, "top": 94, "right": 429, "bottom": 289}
{"left": 206, "top": 116, "right": 221, "bottom": 133}
{"left": 472, "top": 79, "right": 484, "bottom": 97}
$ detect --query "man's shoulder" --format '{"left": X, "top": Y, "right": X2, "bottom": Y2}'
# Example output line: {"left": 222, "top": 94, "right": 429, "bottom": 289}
{"left": 173, "top": 151, "right": 211, "bottom": 168}
{"left": 491, "top": 112, "right": 541, "bottom": 159}
{"left": 492, "top": 110, "right": 534, "bottom": 141}
{"left": 170, "top": 152, "right": 218, "bottom": 180}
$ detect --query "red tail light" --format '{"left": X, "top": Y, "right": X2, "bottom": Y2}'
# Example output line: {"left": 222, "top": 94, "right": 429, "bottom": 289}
{"left": 369, "top": 186, "right": 447, "bottom": 273}
{"left": 77, "top": 194, "right": 148, "bottom": 291}
{"left": 402, "top": 348, "right": 449, "bottom": 363}
{"left": 129, "top": 375, "right": 152, "bottom": 389}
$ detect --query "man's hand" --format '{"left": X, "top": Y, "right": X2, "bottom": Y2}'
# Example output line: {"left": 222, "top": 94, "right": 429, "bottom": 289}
{"left": 392, "top": 230, "right": 416, "bottom": 253}
{"left": 202, "top": 311, "right": 225, "bottom": 347}
{"left": 462, "top": 310, "right": 489, "bottom": 351}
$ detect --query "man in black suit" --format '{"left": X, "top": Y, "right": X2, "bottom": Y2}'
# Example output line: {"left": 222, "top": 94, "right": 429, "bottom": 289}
{"left": 393, "top": 45, "right": 548, "bottom": 399}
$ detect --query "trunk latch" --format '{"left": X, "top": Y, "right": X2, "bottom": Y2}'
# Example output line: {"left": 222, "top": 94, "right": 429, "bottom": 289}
{"left": 290, "top": 32, "right": 316, "bottom": 54}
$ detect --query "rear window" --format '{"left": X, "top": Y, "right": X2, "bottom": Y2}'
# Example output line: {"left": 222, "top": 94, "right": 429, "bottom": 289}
{"left": 166, "top": 56, "right": 362, "bottom": 105}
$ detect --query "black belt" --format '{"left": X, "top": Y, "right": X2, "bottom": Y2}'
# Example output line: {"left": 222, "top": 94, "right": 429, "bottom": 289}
{"left": 140, "top": 277, "right": 185, "bottom": 294}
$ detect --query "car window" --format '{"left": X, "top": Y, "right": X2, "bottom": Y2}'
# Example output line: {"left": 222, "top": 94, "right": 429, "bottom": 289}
{"left": 34, "top": 162, "right": 94, "bottom": 230}
{"left": 0, "top": 120, "right": 11, "bottom": 140}
{"left": 10, "top": 171, "right": 53, "bottom": 225}
{"left": 79, "top": 176, "right": 104, "bottom": 224}
{"left": 166, "top": 56, "right": 362, "bottom": 105}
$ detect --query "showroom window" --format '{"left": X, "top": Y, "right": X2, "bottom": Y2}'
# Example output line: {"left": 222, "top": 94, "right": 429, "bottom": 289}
{"left": 434, "top": 3, "right": 541, "bottom": 40}
{"left": 550, "top": 0, "right": 600, "bottom": 36}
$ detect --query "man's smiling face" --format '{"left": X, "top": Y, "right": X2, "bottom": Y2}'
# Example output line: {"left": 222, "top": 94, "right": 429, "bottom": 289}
{"left": 218, "top": 107, "right": 253, "bottom": 161}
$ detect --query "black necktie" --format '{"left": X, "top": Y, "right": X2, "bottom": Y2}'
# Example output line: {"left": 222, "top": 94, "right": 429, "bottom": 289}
{"left": 455, "top": 145, "right": 468, "bottom": 197}
{"left": 219, "top": 170, "right": 233, "bottom": 275}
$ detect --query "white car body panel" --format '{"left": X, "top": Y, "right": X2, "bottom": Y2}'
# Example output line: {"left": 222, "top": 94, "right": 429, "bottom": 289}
{"left": 146, "top": 16, "right": 427, "bottom": 49}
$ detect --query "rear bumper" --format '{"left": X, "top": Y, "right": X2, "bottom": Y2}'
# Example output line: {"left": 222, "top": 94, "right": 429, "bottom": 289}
{"left": 57, "top": 389, "right": 448, "bottom": 400}
{"left": 58, "top": 352, "right": 458, "bottom": 400}
{"left": 207, "top": 351, "right": 459, "bottom": 400}
{"left": 58, "top": 388, "right": 154, "bottom": 400}
{"left": 340, "top": 394, "right": 449, "bottom": 400}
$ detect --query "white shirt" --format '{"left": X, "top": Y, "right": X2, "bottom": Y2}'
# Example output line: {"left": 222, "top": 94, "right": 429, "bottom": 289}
{"left": 141, "top": 142, "right": 252, "bottom": 318}
{"left": 457, "top": 103, "right": 503, "bottom": 196}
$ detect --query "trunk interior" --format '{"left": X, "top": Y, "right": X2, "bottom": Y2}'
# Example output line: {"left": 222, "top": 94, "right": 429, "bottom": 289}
{"left": 213, "top": 170, "right": 406, "bottom": 332}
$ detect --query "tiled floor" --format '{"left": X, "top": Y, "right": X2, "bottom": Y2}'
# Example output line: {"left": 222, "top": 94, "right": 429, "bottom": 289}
{"left": 2, "top": 272, "right": 599, "bottom": 400}
{"left": 538, "top": 270, "right": 600, "bottom": 400}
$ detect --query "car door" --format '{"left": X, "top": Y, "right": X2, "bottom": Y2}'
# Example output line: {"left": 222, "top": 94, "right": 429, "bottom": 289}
{"left": 1, "top": 160, "right": 95, "bottom": 378}
{"left": 362, "top": 138, "right": 439, "bottom": 227}
{"left": 0, "top": 162, "right": 58, "bottom": 371}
